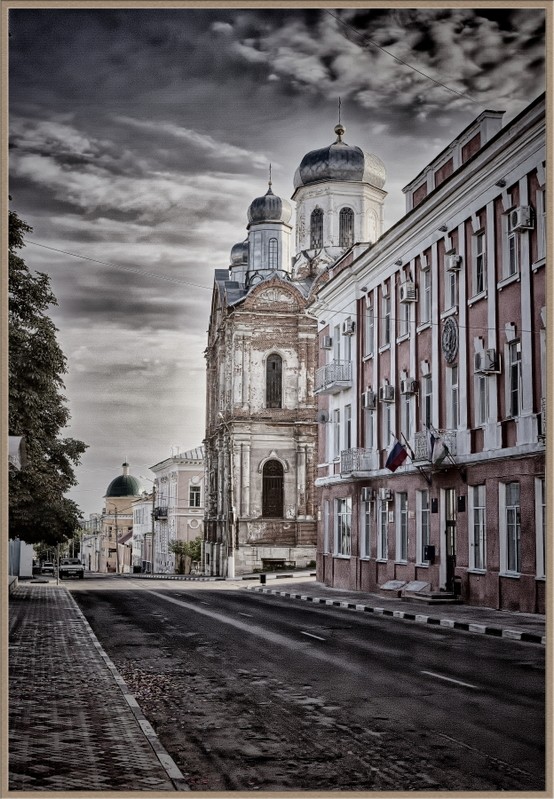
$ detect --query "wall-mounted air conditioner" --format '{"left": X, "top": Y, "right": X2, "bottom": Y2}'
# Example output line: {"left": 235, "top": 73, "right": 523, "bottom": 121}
{"left": 446, "top": 254, "right": 462, "bottom": 271}
{"left": 378, "top": 487, "right": 393, "bottom": 501}
{"left": 474, "top": 348, "right": 500, "bottom": 374}
{"left": 316, "top": 410, "right": 330, "bottom": 424}
{"left": 510, "top": 206, "right": 534, "bottom": 231}
{"left": 400, "top": 378, "right": 418, "bottom": 395}
{"left": 342, "top": 319, "right": 356, "bottom": 336}
{"left": 322, "top": 336, "right": 333, "bottom": 350}
{"left": 399, "top": 282, "right": 418, "bottom": 303}
{"left": 362, "top": 390, "right": 376, "bottom": 410}
{"left": 361, "top": 487, "right": 375, "bottom": 503}
{"left": 379, "top": 384, "right": 395, "bottom": 402}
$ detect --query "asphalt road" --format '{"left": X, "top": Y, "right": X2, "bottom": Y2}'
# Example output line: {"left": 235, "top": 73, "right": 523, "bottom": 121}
{"left": 71, "top": 575, "right": 545, "bottom": 792}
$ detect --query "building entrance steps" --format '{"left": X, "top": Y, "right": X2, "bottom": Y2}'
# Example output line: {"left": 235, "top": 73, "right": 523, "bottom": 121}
{"left": 8, "top": 583, "right": 187, "bottom": 792}
{"left": 246, "top": 576, "right": 546, "bottom": 645}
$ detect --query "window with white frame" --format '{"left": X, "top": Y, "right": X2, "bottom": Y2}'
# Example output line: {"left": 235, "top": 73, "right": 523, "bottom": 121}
{"left": 476, "top": 372, "right": 489, "bottom": 426}
{"left": 470, "top": 485, "right": 486, "bottom": 570}
{"left": 382, "top": 293, "right": 391, "bottom": 346}
{"left": 473, "top": 230, "right": 486, "bottom": 295}
{"left": 535, "top": 477, "right": 545, "bottom": 578}
{"left": 323, "top": 499, "right": 330, "bottom": 553}
{"left": 333, "top": 325, "right": 341, "bottom": 361}
{"left": 536, "top": 187, "right": 546, "bottom": 262}
{"left": 421, "top": 267, "right": 431, "bottom": 324}
{"left": 361, "top": 498, "right": 372, "bottom": 558}
{"left": 189, "top": 485, "right": 201, "bottom": 508}
{"left": 446, "top": 265, "right": 458, "bottom": 310}
{"left": 381, "top": 401, "right": 393, "bottom": 448}
{"left": 335, "top": 497, "right": 352, "bottom": 556}
{"left": 400, "top": 393, "right": 411, "bottom": 442}
{"left": 399, "top": 294, "right": 409, "bottom": 338}
{"left": 311, "top": 208, "right": 323, "bottom": 249}
{"left": 447, "top": 365, "right": 459, "bottom": 429}
{"left": 365, "top": 409, "right": 375, "bottom": 450}
{"left": 343, "top": 330, "right": 352, "bottom": 363}
{"left": 333, "top": 409, "right": 341, "bottom": 459}
{"left": 396, "top": 492, "right": 408, "bottom": 562}
{"left": 416, "top": 489, "right": 430, "bottom": 564}
{"left": 421, "top": 374, "right": 432, "bottom": 429}
{"left": 508, "top": 340, "right": 522, "bottom": 418}
{"left": 501, "top": 481, "right": 521, "bottom": 574}
{"left": 378, "top": 499, "right": 388, "bottom": 559}
{"left": 505, "top": 211, "right": 519, "bottom": 277}
{"left": 268, "top": 237, "right": 278, "bottom": 270}
{"left": 345, "top": 404, "right": 352, "bottom": 450}
{"left": 339, "top": 207, "right": 355, "bottom": 248}
{"left": 365, "top": 301, "right": 374, "bottom": 356}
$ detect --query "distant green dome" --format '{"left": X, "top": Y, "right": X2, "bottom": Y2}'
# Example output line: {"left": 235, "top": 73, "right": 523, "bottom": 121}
{"left": 105, "top": 462, "right": 143, "bottom": 497}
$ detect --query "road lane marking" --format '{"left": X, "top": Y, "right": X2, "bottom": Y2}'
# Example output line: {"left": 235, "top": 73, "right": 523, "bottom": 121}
{"left": 300, "top": 631, "right": 326, "bottom": 641}
{"left": 421, "top": 670, "right": 477, "bottom": 689}
{"left": 238, "top": 612, "right": 253, "bottom": 618}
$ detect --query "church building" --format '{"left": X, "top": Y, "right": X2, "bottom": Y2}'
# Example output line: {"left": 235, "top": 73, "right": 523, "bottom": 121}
{"left": 204, "top": 122, "right": 387, "bottom": 576}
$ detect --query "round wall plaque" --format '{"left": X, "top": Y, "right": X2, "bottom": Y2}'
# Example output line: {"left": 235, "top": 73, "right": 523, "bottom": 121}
{"left": 441, "top": 317, "right": 459, "bottom": 363}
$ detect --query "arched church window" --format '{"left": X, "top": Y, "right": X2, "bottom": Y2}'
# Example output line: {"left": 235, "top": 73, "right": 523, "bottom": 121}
{"left": 266, "top": 353, "right": 282, "bottom": 408}
{"left": 310, "top": 208, "right": 323, "bottom": 249}
{"left": 262, "top": 460, "right": 284, "bottom": 517}
{"left": 339, "top": 207, "right": 354, "bottom": 247}
{"left": 268, "top": 238, "right": 278, "bottom": 270}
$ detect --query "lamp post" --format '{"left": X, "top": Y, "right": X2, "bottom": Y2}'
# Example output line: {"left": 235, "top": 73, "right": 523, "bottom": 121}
{"left": 106, "top": 503, "right": 121, "bottom": 574}
{"left": 218, "top": 413, "right": 236, "bottom": 579}
{"left": 140, "top": 476, "right": 156, "bottom": 574}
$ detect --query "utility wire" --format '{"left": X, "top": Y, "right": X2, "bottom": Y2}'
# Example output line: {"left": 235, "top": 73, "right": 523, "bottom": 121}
{"left": 325, "top": 9, "right": 481, "bottom": 106}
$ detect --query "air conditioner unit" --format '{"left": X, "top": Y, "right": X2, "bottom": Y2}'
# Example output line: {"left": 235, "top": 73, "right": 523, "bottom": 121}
{"left": 446, "top": 254, "right": 462, "bottom": 271}
{"left": 399, "top": 282, "right": 418, "bottom": 303}
{"left": 379, "top": 487, "right": 393, "bottom": 501}
{"left": 316, "top": 410, "right": 330, "bottom": 424}
{"left": 400, "top": 378, "right": 418, "bottom": 395}
{"left": 362, "top": 390, "right": 376, "bottom": 410}
{"left": 379, "top": 384, "right": 395, "bottom": 402}
{"left": 474, "top": 348, "right": 500, "bottom": 374}
{"left": 510, "top": 205, "right": 534, "bottom": 231}
{"left": 342, "top": 319, "right": 356, "bottom": 336}
{"left": 361, "top": 487, "right": 375, "bottom": 503}
{"left": 321, "top": 335, "right": 333, "bottom": 350}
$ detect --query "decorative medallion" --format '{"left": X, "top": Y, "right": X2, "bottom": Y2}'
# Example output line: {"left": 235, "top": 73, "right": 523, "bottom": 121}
{"left": 441, "top": 317, "right": 459, "bottom": 363}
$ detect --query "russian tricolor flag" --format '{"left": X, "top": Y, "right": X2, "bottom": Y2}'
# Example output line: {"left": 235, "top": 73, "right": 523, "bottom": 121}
{"left": 385, "top": 438, "right": 408, "bottom": 472}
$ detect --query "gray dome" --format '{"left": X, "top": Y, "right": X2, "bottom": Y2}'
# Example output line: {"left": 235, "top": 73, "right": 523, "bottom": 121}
{"left": 293, "top": 124, "right": 386, "bottom": 190}
{"left": 230, "top": 239, "right": 248, "bottom": 266}
{"left": 247, "top": 185, "right": 292, "bottom": 225}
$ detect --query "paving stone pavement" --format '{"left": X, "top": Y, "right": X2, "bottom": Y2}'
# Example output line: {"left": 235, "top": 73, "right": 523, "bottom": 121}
{"left": 8, "top": 583, "right": 182, "bottom": 792}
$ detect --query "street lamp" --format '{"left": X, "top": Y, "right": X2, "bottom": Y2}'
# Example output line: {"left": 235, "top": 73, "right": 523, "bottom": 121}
{"left": 218, "top": 412, "right": 236, "bottom": 579}
{"left": 106, "top": 502, "right": 121, "bottom": 574}
{"left": 140, "top": 475, "right": 156, "bottom": 575}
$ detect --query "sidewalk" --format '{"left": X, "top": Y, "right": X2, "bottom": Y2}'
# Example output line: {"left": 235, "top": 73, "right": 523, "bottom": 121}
{"left": 247, "top": 575, "right": 546, "bottom": 646}
{"left": 8, "top": 582, "right": 187, "bottom": 792}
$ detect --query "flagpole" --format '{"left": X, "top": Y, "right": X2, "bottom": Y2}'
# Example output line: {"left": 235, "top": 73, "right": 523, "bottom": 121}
{"left": 398, "top": 431, "right": 432, "bottom": 485}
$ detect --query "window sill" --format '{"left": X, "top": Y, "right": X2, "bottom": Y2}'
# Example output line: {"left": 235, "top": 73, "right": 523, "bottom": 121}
{"left": 497, "top": 273, "right": 520, "bottom": 290}
{"left": 333, "top": 554, "right": 351, "bottom": 560}
{"left": 467, "top": 568, "right": 487, "bottom": 575}
{"left": 378, "top": 344, "right": 391, "bottom": 353}
{"left": 535, "top": 575, "right": 546, "bottom": 582}
{"left": 415, "top": 562, "right": 430, "bottom": 568}
{"left": 362, "top": 353, "right": 374, "bottom": 362}
{"left": 416, "top": 322, "right": 431, "bottom": 333}
{"left": 468, "top": 290, "right": 487, "bottom": 307}
{"left": 395, "top": 560, "right": 409, "bottom": 565}
{"left": 376, "top": 558, "right": 388, "bottom": 563}
{"left": 532, "top": 257, "right": 545, "bottom": 271}
{"left": 396, "top": 333, "right": 410, "bottom": 344}
{"left": 441, "top": 306, "right": 458, "bottom": 319}
{"left": 499, "top": 571, "right": 520, "bottom": 579}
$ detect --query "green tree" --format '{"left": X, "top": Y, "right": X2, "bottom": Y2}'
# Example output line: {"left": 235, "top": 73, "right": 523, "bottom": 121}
{"left": 8, "top": 210, "right": 88, "bottom": 546}
{"left": 168, "top": 537, "right": 202, "bottom": 574}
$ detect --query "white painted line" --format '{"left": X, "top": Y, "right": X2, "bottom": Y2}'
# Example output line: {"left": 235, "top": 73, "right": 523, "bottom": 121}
{"left": 340, "top": 601, "right": 349, "bottom": 608}
{"left": 468, "top": 623, "right": 487, "bottom": 634}
{"left": 440, "top": 619, "right": 455, "bottom": 628}
{"left": 416, "top": 614, "right": 429, "bottom": 623}
{"left": 300, "top": 631, "right": 326, "bottom": 642}
{"left": 421, "top": 670, "right": 478, "bottom": 689}
{"left": 393, "top": 611, "right": 404, "bottom": 618}
{"left": 200, "top": 601, "right": 210, "bottom": 605}
{"left": 238, "top": 612, "right": 253, "bottom": 618}
{"left": 503, "top": 629, "right": 522, "bottom": 640}
{"left": 355, "top": 604, "right": 366, "bottom": 611}
{"left": 325, "top": 599, "right": 334, "bottom": 606}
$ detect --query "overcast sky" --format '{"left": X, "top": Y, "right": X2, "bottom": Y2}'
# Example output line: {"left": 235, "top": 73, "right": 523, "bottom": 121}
{"left": 8, "top": 5, "right": 545, "bottom": 517}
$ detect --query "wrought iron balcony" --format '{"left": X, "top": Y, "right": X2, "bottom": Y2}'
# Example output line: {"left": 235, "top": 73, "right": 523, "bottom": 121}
{"left": 154, "top": 506, "right": 168, "bottom": 519}
{"left": 539, "top": 396, "right": 546, "bottom": 440}
{"left": 315, "top": 360, "right": 352, "bottom": 395}
{"left": 412, "top": 430, "right": 457, "bottom": 462}
{"left": 340, "top": 447, "right": 378, "bottom": 475}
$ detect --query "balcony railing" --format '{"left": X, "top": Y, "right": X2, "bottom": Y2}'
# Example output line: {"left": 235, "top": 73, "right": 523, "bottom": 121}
{"left": 341, "top": 447, "right": 378, "bottom": 475}
{"left": 538, "top": 396, "right": 546, "bottom": 440}
{"left": 154, "top": 506, "right": 168, "bottom": 519}
{"left": 315, "top": 360, "right": 352, "bottom": 395}
{"left": 412, "top": 430, "right": 457, "bottom": 462}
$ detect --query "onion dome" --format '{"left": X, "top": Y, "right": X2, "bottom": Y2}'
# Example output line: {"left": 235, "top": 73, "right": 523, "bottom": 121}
{"left": 293, "top": 123, "right": 386, "bottom": 190}
{"left": 230, "top": 239, "right": 248, "bottom": 266}
{"left": 247, "top": 182, "right": 292, "bottom": 225}
{"left": 105, "top": 462, "right": 143, "bottom": 498}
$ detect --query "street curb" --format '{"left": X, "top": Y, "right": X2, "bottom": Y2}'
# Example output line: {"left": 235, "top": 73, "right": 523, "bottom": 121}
{"left": 247, "top": 586, "right": 546, "bottom": 646}
{"left": 122, "top": 574, "right": 225, "bottom": 582}
{"left": 67, "top": 590, "right": 191, "bottom": 791}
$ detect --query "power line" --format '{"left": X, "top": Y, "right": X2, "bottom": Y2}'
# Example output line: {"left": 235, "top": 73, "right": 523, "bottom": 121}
{"left": 325, "top": 9, "right": 481, "bottom": 106}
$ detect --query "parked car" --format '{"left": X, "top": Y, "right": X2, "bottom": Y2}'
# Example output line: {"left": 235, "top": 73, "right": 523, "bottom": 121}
{"left": 41, "top": 561, "right": 55, "bottom": 575}
{"left": 58, "top": 558, "right": 85, "bottom": 580}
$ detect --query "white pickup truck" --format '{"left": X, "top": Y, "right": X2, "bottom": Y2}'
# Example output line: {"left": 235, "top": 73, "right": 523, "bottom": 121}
{"left": 58, "top": 557, "right": 85, "bottom": 580}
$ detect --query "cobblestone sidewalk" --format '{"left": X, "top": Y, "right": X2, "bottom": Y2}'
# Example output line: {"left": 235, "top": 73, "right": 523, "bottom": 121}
{"left": 8, "top": 583, "right": 183, "bottom": 792}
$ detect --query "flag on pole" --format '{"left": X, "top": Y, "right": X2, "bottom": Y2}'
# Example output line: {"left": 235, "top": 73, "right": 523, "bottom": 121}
{"left": 426, "top": 427, "right": 449, "bottom": 465}
{"left": 385, "top": 437, "right": 408, "bottom": 472}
